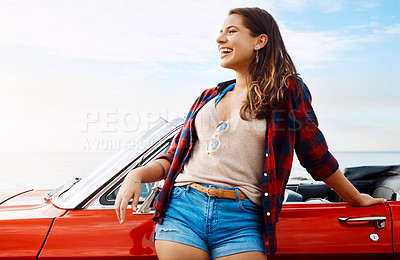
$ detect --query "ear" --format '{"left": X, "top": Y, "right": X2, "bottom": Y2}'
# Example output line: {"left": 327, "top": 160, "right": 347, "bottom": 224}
{"left": 255, "top": 34, "right": 268, "bottom": 51}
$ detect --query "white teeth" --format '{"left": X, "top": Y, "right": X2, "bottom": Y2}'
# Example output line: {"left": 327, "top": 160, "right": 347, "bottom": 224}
{"left": 220, "top": 48, "right": 232, "bottom": 54}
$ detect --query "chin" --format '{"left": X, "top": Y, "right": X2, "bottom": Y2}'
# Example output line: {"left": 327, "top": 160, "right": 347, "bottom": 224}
{"left": 220, "top": 61, "right": 235, "bottom": 70}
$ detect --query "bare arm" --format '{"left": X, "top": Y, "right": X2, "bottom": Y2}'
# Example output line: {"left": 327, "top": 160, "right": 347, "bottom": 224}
{"left": 323, "top": 169, "right": 386, "bottom": 206}
{"left": 129, "top": 159, "right": 171, "bottom": 183}
{"left": 115, "top": 159, "right": 171, "bottom": 224}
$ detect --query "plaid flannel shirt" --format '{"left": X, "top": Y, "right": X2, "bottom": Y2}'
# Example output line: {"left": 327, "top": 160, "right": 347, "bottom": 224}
{"left": 152, "top": 78, "right": 339, "bottom": 254}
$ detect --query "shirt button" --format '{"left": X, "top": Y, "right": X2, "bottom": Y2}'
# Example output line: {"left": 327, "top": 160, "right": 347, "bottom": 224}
{"left": 264, "top": 172, "right": 267, "bottom": 177}
{"left": 264, "top": 192, "right": 268, "bottom": 197}
{"left": 266, "top": 212, "right": 271, "bottom": 216}
{"left": 265, "top": 153, "right": 268, "bottom": 157}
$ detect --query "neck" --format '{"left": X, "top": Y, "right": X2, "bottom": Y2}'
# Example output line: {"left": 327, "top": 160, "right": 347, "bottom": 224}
{"left": 235, "top": 70, "right": 251, "bottom": 91}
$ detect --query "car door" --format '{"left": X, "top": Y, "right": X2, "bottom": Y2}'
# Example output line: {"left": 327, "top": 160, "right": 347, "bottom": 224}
{"left": 38, "top": 208, "right": 157, "bottom": 259}
{"left": 38, "top": 137, "right": 173, "bottom": 259}
{"left": 270, "top": 202, "right": 392, "bottom": 260}
{"left": 388, "top": 201, "right": 400, "bottom": 259}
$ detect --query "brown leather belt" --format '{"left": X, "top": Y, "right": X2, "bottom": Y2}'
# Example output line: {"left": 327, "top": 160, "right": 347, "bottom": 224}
{"left": 189, "top": 183, "right": 245, "bottom": 200}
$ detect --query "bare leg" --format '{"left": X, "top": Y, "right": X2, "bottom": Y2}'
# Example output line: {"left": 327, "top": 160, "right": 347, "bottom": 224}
{"left": 214, "top": 251, "right": 267, "bottom": 260}
{"left": 155, "top": 240, "right": 210, "bottom": 260}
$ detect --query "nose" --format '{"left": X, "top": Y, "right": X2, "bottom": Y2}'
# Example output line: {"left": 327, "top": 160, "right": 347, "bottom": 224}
{"left": 216, "top": 32, "right": 227, "bottom": 44}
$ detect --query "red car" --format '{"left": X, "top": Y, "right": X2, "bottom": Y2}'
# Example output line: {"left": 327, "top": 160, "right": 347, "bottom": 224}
{"left": 1, "top": 118, "right": 399, "bottom": 259}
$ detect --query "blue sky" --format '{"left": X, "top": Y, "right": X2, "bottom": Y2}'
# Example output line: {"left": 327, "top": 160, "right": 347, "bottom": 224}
{"left": 0, "top": 0, "right": 399, "bottom": 152}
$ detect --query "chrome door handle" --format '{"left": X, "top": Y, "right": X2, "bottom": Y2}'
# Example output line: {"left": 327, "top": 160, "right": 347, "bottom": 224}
{"left": 338, "top": 216, "right": 387, "bottom": 222}
{"left": 338, "top": 216, "right": 387, "bottom": 229}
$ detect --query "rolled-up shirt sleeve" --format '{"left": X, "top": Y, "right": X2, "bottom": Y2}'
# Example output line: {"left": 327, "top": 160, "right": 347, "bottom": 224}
{"left": 156, "top": 128, "right": 181, "bottom": 164}
{"left": 292, "top": 81, "right": 339, "bottom": 181}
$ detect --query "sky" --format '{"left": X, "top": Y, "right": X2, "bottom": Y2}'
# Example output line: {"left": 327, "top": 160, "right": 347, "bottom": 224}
{"left": 0, "top": 0, "right": 399, "bottom": 152}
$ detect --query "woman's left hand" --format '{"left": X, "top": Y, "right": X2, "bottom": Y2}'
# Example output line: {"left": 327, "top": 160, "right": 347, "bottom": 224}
{"left": 323, "top": 170, "right": 387, "bottom": 207}
{"left": 349, "top": 193, "right": 387, "bottom": 207}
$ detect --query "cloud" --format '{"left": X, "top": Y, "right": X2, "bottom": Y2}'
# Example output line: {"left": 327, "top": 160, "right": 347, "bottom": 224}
{"left": 377, "top": 23, "right": 400, "bottom": 36}
{"left": 2, "top": 0, "right": 396, "bottom": 74}
{"left": 278, "top": 0, "right": 343, "bottom": 13}
{"left": 355, "top": 0, "right": 380, "bottom": 11}
{"left": 0, "top": 0, "right": 346, "bottom": 68}
{"left": 281, "top": 20, "right": 400, "bottom": 69}
{"left": 0, "top": 0, "right": 398, "bottom": 73}
{"left": 316, "top": 0, "right": 343, "bottom": 12}
{"left": 0, "top": 1, "right": 207, "bottom": 62}
{"left": 0, "top": 0, "right": 273, "bottom": 64}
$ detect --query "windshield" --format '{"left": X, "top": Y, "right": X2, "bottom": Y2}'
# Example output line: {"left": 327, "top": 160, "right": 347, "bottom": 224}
{"left": 52, "top": 117, "right": 183, "bottom": 209}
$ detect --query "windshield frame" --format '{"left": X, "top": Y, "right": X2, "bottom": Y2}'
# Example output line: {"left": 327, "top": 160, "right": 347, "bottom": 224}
{"left": 51, "top": 117, "right": 184, "bottom": 209}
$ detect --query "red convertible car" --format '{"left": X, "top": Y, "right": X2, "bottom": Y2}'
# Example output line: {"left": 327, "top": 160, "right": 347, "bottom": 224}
{"left": 1, "top": 118, "right": 399, "bottom": 259}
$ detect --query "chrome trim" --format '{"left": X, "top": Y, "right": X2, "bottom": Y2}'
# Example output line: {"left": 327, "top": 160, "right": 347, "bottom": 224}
{"left": 338, "top": 216, "right": 387, "bottom": 229}
{"left": 370, "top": 233, "right": 379, "bottom": 242}
{"left": 338, "top": 216, "right": 387, "bottom": 222}
{"left": 87, "top": 198, "right": 117, "bottom": 210}
{"left": 87, "top": 199, "right": 145, "bottom": 211}
{"left": 134, "top": 181, "right": 163, "bottom": 214}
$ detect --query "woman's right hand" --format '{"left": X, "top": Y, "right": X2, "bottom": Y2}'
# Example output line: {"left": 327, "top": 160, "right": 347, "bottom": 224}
{"left": 114, "top": 159, "right": 170, "bottom": 224}
{"left": 115, "top": 174, "right": 142, "bottom": 224}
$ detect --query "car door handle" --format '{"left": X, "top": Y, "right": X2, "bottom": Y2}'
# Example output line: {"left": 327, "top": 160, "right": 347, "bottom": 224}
{"left": 338, "top": 216, "right": 387, "bottom": 229}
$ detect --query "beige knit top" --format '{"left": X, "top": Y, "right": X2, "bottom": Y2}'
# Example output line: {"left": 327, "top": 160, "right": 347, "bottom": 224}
{"left": 174, "top": 95, "right": 266, "bottom": 206}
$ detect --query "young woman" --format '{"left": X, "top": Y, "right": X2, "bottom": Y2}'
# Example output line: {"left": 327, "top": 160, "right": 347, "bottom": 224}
{"left": 115, "top": 7, "right": 386, "bottom": 260}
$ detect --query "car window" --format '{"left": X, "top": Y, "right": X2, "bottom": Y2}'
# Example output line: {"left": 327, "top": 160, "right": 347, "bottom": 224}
{"left": 101, "top": 139, "right": 172, "bottom": 206}
{"left": 105, "top": 183, "right": 154, "bottom": 202}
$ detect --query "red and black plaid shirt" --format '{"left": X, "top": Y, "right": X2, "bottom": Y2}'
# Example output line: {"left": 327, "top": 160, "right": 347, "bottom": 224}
{"left": 153, "top": 78, "right": 339, "bottom": 254}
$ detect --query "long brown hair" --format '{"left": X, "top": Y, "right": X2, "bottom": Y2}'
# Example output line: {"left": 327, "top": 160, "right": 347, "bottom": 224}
{"left": 229, "top": 7, "right": 299, "bottom": 120}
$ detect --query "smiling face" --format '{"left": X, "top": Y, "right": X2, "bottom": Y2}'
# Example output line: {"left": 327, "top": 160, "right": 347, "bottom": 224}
{"left": 216, "top": 14, "right": 259, "bottom": 74}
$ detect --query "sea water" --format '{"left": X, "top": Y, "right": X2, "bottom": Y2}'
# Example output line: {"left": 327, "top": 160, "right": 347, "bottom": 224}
{"left": 0, "top": 151, "right": 399, "bottom": 193}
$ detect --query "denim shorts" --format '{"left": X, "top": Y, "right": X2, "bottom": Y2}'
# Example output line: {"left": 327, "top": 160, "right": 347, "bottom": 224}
{"left": 153, "top": 183, "right": 267, "bottom": 259}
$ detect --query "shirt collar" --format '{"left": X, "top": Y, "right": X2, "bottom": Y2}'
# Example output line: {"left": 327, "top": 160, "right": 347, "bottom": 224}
{"left": 215, "top": 79, "right": 236, "bottom": 93}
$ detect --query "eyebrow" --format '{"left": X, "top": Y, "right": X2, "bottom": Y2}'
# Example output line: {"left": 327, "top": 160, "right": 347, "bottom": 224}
{"left": 220, "top": 25, "right": 240, "bottom": 33}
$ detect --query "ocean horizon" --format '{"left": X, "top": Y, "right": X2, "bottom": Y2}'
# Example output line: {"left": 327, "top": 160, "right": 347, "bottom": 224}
{"left": 0, "top": 151, "right": 399, "bottom": 193}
